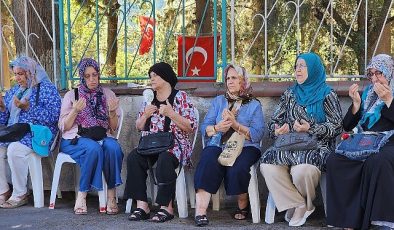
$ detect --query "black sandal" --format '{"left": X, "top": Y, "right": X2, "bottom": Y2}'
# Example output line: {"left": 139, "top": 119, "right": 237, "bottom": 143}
{"left": 150, "top": 208, "right": 174, "bottom": 223}
{"left": 233, "top": 205, "right": 249, "bottom": 220}
{"left": 195, "top": 215, "right": 209, "bottom": 227}
{"left": 128, "top": 208, "right": 150, "bottom": 221}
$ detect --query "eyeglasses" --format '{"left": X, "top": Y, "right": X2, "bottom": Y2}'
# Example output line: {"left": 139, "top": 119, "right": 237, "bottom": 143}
{"left": 294, "top": 64, "right": 307, "bottom": 70}
{"left": 366, "top": 70, "right": 383, "bottom": 80}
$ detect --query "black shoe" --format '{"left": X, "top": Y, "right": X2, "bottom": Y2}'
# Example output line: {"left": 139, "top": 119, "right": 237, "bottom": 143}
{"left": 195, "top": 215, "right": 209, "bottom": 227}
{"left": 128, "top": 208, "right": 150, "bottom": 221}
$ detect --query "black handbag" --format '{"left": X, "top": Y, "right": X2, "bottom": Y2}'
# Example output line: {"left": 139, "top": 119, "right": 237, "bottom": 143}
{"left": 274, "top": 132, "right": 318, "bottom": 151}
{"left": 0, "top": 123, "right": 31, "bottom": 142}
{"left": 137, "top": 131, "right": 174, "bottom": 156}
{"left": 77, "top": 125, "right": 107, "bottom": 141}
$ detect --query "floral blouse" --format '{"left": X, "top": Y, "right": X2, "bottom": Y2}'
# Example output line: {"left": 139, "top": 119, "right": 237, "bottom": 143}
{"left": 138, "top": 90, "right": 197, "bottom": 166}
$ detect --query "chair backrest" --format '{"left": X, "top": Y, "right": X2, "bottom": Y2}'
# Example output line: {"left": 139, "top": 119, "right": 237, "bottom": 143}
{"left": 192, "top": 107, "right": 199, "bottom": 150}
{"left": 116, "top": 107, "right": 124, "bottom": 139}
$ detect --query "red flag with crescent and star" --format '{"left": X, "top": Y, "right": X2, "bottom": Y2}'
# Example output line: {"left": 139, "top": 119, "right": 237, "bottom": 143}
{"left": 139, "top": 16, "right": 155, "bottom": 55}
{"left": 177, "top": 36, "right": 216, "bottom": 81}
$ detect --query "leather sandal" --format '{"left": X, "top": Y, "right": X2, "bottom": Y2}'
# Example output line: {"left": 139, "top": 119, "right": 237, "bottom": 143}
{"left": 150, "top": 208, "right": 174, "bottom": 223}
{"left": 128, "top": 208, "right": 150, "bottom": 221}
{"left": 233, "top": 205, "right": 250, "bottom": 220}
{"left": 106, "top": 197, "right": 118, "bottom": 215}
{"left": 195, "top": 215, "right": 209, "bottom": 227}
{"left": 0, "top": 190, "right": 11, "bottom": 206}
{"left": 74, "top": 195, "right": 87, "bottom": 215}
{"left": 0, "top": 194, "right": 28, "bottom": 209}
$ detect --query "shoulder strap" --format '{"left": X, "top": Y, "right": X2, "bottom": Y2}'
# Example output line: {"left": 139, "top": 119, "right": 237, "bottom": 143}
{"left": 74, "top": 88, "right": 79, "bottom": 100}
{"left": 35, "top": 83, "right": 41, "bottom": 105}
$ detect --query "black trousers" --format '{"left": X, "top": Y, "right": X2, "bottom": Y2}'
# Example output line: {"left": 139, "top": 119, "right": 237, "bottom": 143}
{"left": 124, "top": 148, "right": 179, "bottom": 206}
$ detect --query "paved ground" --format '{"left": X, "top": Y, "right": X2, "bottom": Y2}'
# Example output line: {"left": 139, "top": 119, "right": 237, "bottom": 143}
{"left": 0, "top": 191, "right": 336, "bottom": 230}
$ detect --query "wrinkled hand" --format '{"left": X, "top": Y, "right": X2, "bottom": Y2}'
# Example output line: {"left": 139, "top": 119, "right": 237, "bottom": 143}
{"left": 349, "top": 83, "right": 361, "bottom": 110}
{"left": 221, "top": 109, "right": 236, "bottom": 124}
{"left": 215, "top": 119, "right": 233, "bottom": 133}
{"left": 274, "top": 123, "right": 290, "bottom": 136}
{"left": 293, "top": 119, "right": 310, "bottom": 132}
{"left": 143, "top": 104, "right": 157, "bottom": 118}
{"left": 159, "top": 100, "right": 175, "bottom": 117}
{"left": 72, "top": 98, "right": 86, "bottom": 114}
{"left": 14, "top": 96, "right": 29, "bottom": 111}
{"left": 374, "top": 82, "right": 393, "bottom": 106}
{"left": 108, "top": 97, "right": 120, "bottom": 112}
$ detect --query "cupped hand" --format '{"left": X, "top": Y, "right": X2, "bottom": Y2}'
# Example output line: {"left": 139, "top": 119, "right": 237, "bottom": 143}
{"left": 293, "top": 119, "right": 310, "bottom": 132}
{"left": 274, "top": 123, "right": 290, "bottom": 136}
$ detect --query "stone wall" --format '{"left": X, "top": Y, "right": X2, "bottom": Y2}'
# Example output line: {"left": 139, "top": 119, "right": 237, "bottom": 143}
{"left": 40, "top": 93, "right": 352, "bottom": 205}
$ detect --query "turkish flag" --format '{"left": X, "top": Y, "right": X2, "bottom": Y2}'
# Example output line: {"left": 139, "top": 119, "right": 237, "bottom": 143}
{"left": 177, "top": 36, "right": 216, "bottom": 80}
{"left": 139, "top": 16, "right": 155, "bottom": 55}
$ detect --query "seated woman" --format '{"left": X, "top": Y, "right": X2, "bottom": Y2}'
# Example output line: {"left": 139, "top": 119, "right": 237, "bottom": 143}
{"left": 260, "top": 52, "right": 343, "bottom": 227}
{"left": 58, "top": 58, "right": 123, "bottom": 215}
{"left": 124, "top": 62, "right": 197, "bottom": 223}
{"left": 0, "top": 56, "right": 61, "bottom": 208}
{"left": 194, "top": 64, "right": 264, "bottom": 226}
{"left": 327, "top": 54, "right": 394, "bottom": 230}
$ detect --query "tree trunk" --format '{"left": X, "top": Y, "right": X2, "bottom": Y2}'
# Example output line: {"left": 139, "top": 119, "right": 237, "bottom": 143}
{"left": 195, "top": 0, "right": 212, "bottom": 34}
{"left": 104, "top": 1, "right": 119, "bottom": 78}
{"left": 252, "top": 1, "right": 264, "bottom": 75}
{"left": 11, "top": 0, "right": 59, "bottom": 84}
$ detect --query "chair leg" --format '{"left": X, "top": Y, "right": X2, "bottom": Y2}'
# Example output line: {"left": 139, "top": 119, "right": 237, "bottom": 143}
{"left": 185, "top": 170, "right": 196, "bottom": 209}
{"left": 125, "top": 198, "right": 133, "bottom": 214}
{"left": 248, "top": 164, "right": 261, "bottom": 223}
{"left": 212, "top": 190, "right": 220, "bottom": 211}
{"left": 98, "top": 173, "right": 107, "bottom": 213}
{"left": 175, "top": 168, "right": 188, "bottom": 218}
{"left": 49, "top": 157, "right": 65, "bottom": 209}
{"left": 28, "top": 154, "right": 44, "bottom": 208}
{"left": 265, "top": 192, "right": 276, "bottom": 224}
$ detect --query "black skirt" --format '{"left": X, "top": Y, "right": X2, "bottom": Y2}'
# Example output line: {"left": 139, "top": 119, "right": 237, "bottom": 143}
{"left": 326, "top": 143, "right": 394, "bottom": 230}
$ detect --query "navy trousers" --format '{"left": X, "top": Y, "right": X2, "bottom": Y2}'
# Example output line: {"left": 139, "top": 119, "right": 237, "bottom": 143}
{"left": 194, "top": 146, "right": 261, "bottom": 195}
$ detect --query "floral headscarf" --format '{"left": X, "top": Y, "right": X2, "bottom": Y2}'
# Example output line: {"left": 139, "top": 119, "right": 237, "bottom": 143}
{"left": 359, "top": 54, "right": 394, "bottom": 129}
{"left": 75, "top": 58, "right": 108, "bottom": 129}
{"left": 223, "top": 64, "right": 253, "bottom": 103}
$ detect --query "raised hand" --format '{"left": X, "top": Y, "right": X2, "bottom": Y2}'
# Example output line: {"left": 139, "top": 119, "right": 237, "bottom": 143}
{"left": 374, "top": 82, "right": 393, "bottom": 106}
{"left": 108, "top": 97, "right": 120, "bottom": 112}
{"left": 14, "top": 96, "right": 29, "bottom": 111}
{"left": 274, "top": 123, "right": 290, "bottom": 136}
{"left": 72, "top": 98, "right": 86, "bottom": 114}
{"left": 221, "top": 109, "right": 236, "bottom": 124}
{"left": 143, "top": 104, "right": 157, "bottom": 117}
{"left": 159, "top": 100, "right": 175, "bottom": 117}
{"left": 293, "top": 119, "right": 310, "bottom": 132}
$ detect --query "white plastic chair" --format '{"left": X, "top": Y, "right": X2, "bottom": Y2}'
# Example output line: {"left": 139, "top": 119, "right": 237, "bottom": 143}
{"left": 201, "top": 136, "right": 261, "bottom": 224}
{"left": 125, "top": 107, "right": 199, "bottom": 219}
{"left": 49, "top": 108, "right": 124, "bottom": 212}
{"left": 264, "top": 172, "right": 327, "bottom": 224}
{"left": 27, "top": 131, "right": 59, "bottom": 208}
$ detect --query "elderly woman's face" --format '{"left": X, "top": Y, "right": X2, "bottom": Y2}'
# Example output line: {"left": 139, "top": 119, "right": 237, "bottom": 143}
{"left": 295, "top": 58, "right": 308, "bottom": 84}
{"left": 149, "top": 71, "right": 168, "bottom": 91}
{"left": 367, "top": 68, "right": 388, "bottom": 86}
{"left": 13, "top": 67, "right": 28, "bottom": 88}
{"left": 226, "top": 68, "right": 242, "bottom": 94}
{"left": 83, "top": 66, "right": 99, "bottom": 90}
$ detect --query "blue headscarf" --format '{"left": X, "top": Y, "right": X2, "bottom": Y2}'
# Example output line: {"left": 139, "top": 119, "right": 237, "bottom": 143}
{"left": 358, "top": 54, "right": 394, "bottom": 129}
{"left": 291, "top": 52, "right": 332, "bottom": 123}
{"left": 7, "top": 56, "right": 51, "bottom": 126}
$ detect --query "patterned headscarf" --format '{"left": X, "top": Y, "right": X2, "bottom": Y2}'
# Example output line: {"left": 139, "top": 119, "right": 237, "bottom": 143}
{"left": 223, "top": 64, "right": 253, "bottom": 102}
{"left": 291, "top": 52, "right": 332, "bottom": 123}
{"left": 9, "top": 56, "right": 50, "bottom": 87}
{"left": 7, "top": 56, "right": 50, "bottom": 125}
{"left": 359, "top": 54, "right": 394, "bottom": 129}
{"left": 75, "top": 58, "right": 108, "bottom": 129}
